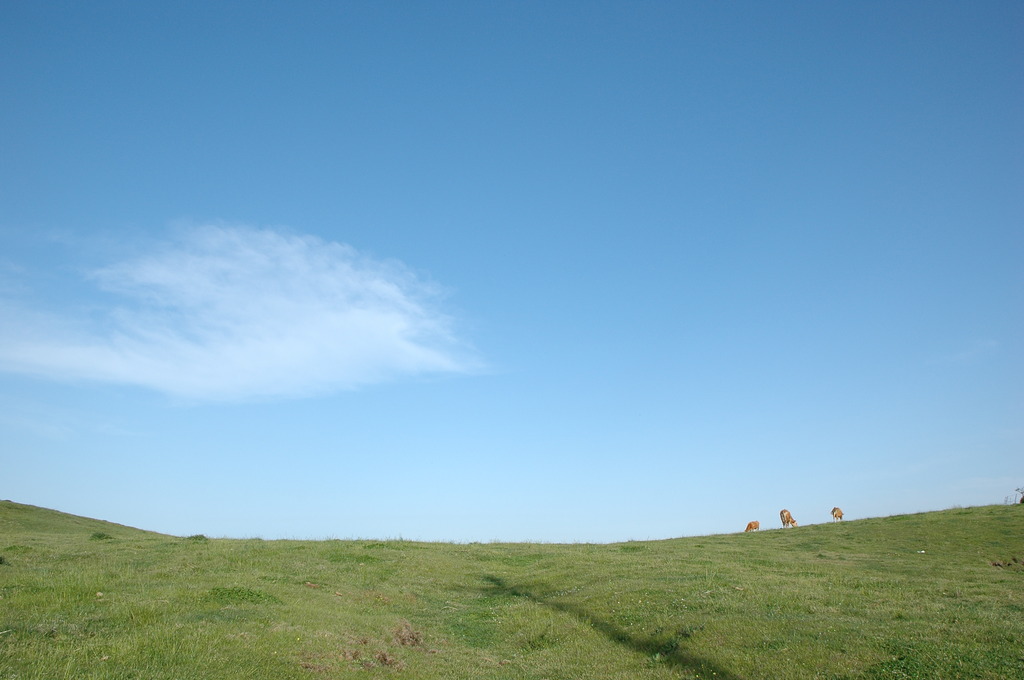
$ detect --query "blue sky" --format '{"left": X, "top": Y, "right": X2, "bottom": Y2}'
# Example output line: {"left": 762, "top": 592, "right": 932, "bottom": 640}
{"left": 1, "top": 1, "right": 1021, "bottom": 542}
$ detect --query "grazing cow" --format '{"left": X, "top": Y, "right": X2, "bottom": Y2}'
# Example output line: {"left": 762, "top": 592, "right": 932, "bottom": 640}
{"left": 780, "top": 509, "right": 797, "bottom": 528}
{"left": 744, "top": 521, "right": 760, "bottom": 532}
{"left": 831, "top": 507, "right": 844, "bottom": 522}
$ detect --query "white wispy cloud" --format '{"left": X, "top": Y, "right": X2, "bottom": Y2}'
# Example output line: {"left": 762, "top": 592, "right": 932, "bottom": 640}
{"left": 0, "top": 224, "right": 479, "bottom": 400}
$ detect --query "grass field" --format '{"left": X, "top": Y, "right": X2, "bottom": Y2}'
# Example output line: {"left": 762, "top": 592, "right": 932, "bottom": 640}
{"left": 1, "top": 500, "right": 1022, "bottom": 679}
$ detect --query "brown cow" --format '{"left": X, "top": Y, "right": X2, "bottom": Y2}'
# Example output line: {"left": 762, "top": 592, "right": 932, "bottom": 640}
{"left": 744, "top": 521, "right": 760, "bottom": 532}
{"left": 831, "top": 507, "right": 844, "bottom": 522}
{"left": 780, "top": 509, "right": 797, "bottom": 528}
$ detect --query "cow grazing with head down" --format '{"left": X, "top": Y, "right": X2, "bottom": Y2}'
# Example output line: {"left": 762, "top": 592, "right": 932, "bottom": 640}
{"left": 780, "top": 509, "right": 797, "bottom": 528}
{"left": 744, "top": 521, "right": 760, "bottom": 532}
{"left": 831, "top": 507, "right": 844, "bottom": 522}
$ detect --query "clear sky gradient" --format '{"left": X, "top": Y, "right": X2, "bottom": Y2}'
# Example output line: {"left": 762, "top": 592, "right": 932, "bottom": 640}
{"left": 2, "top": 2, "right": 1021, "bottom": 542}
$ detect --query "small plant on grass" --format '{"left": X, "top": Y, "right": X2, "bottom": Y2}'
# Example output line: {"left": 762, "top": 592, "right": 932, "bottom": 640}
{"left": 89, "top": 531, "right": 113, "bottom": 540}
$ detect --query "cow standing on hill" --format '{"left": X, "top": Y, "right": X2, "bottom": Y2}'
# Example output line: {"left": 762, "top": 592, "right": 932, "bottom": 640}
{"left": 744, "top": 521, "right": 760, "bottom": 532}
{"left": 831, "top": 507, "right": 844, "bottom": 522}
{"left": 780, "top": 509, "right": 797, "bottom": 528}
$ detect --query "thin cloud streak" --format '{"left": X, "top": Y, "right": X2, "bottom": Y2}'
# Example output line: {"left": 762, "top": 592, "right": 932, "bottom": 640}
{"left": 0, "top": 225, "right": 479, "bottom": 400}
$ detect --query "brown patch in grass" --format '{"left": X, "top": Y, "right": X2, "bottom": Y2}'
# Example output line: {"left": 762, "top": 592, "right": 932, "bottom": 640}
{"left": 393, "top": 619, "right": 423, "bottom": 646}
{"left": 375, "top": 651, "right": 402, "bottom": 668}
{"left": 299, "top": 661, "right": 330, "bottom": 673}
{"left": 990, "top": 557, "right": 1023, "bottom": 570}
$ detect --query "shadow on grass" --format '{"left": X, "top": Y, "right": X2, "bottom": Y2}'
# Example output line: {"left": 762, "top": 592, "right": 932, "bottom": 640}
{"left": 482, "top": 575, "right": 741, "bottom": 679}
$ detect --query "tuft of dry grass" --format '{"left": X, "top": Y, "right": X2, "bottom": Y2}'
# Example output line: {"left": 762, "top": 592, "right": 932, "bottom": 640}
{"left": 393, "top": 619, "right": 423, "bottom": 646}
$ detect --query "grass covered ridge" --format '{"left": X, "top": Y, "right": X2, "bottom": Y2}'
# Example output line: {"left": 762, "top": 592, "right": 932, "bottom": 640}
{"left": 1, "top": 500, "right": 1022, "bottom": 678}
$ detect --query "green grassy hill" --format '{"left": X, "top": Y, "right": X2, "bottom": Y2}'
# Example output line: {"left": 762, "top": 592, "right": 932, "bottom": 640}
{"left": 1, "top": 500, "right": 1021, "bottom": 679}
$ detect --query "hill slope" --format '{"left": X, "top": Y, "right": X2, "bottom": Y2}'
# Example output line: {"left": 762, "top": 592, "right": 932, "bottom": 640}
{"left": 1, "top": 500, "right": 1022, "bottom": 679}
{"left": 0, "top": 500, "right": 161, "bottom": 539}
